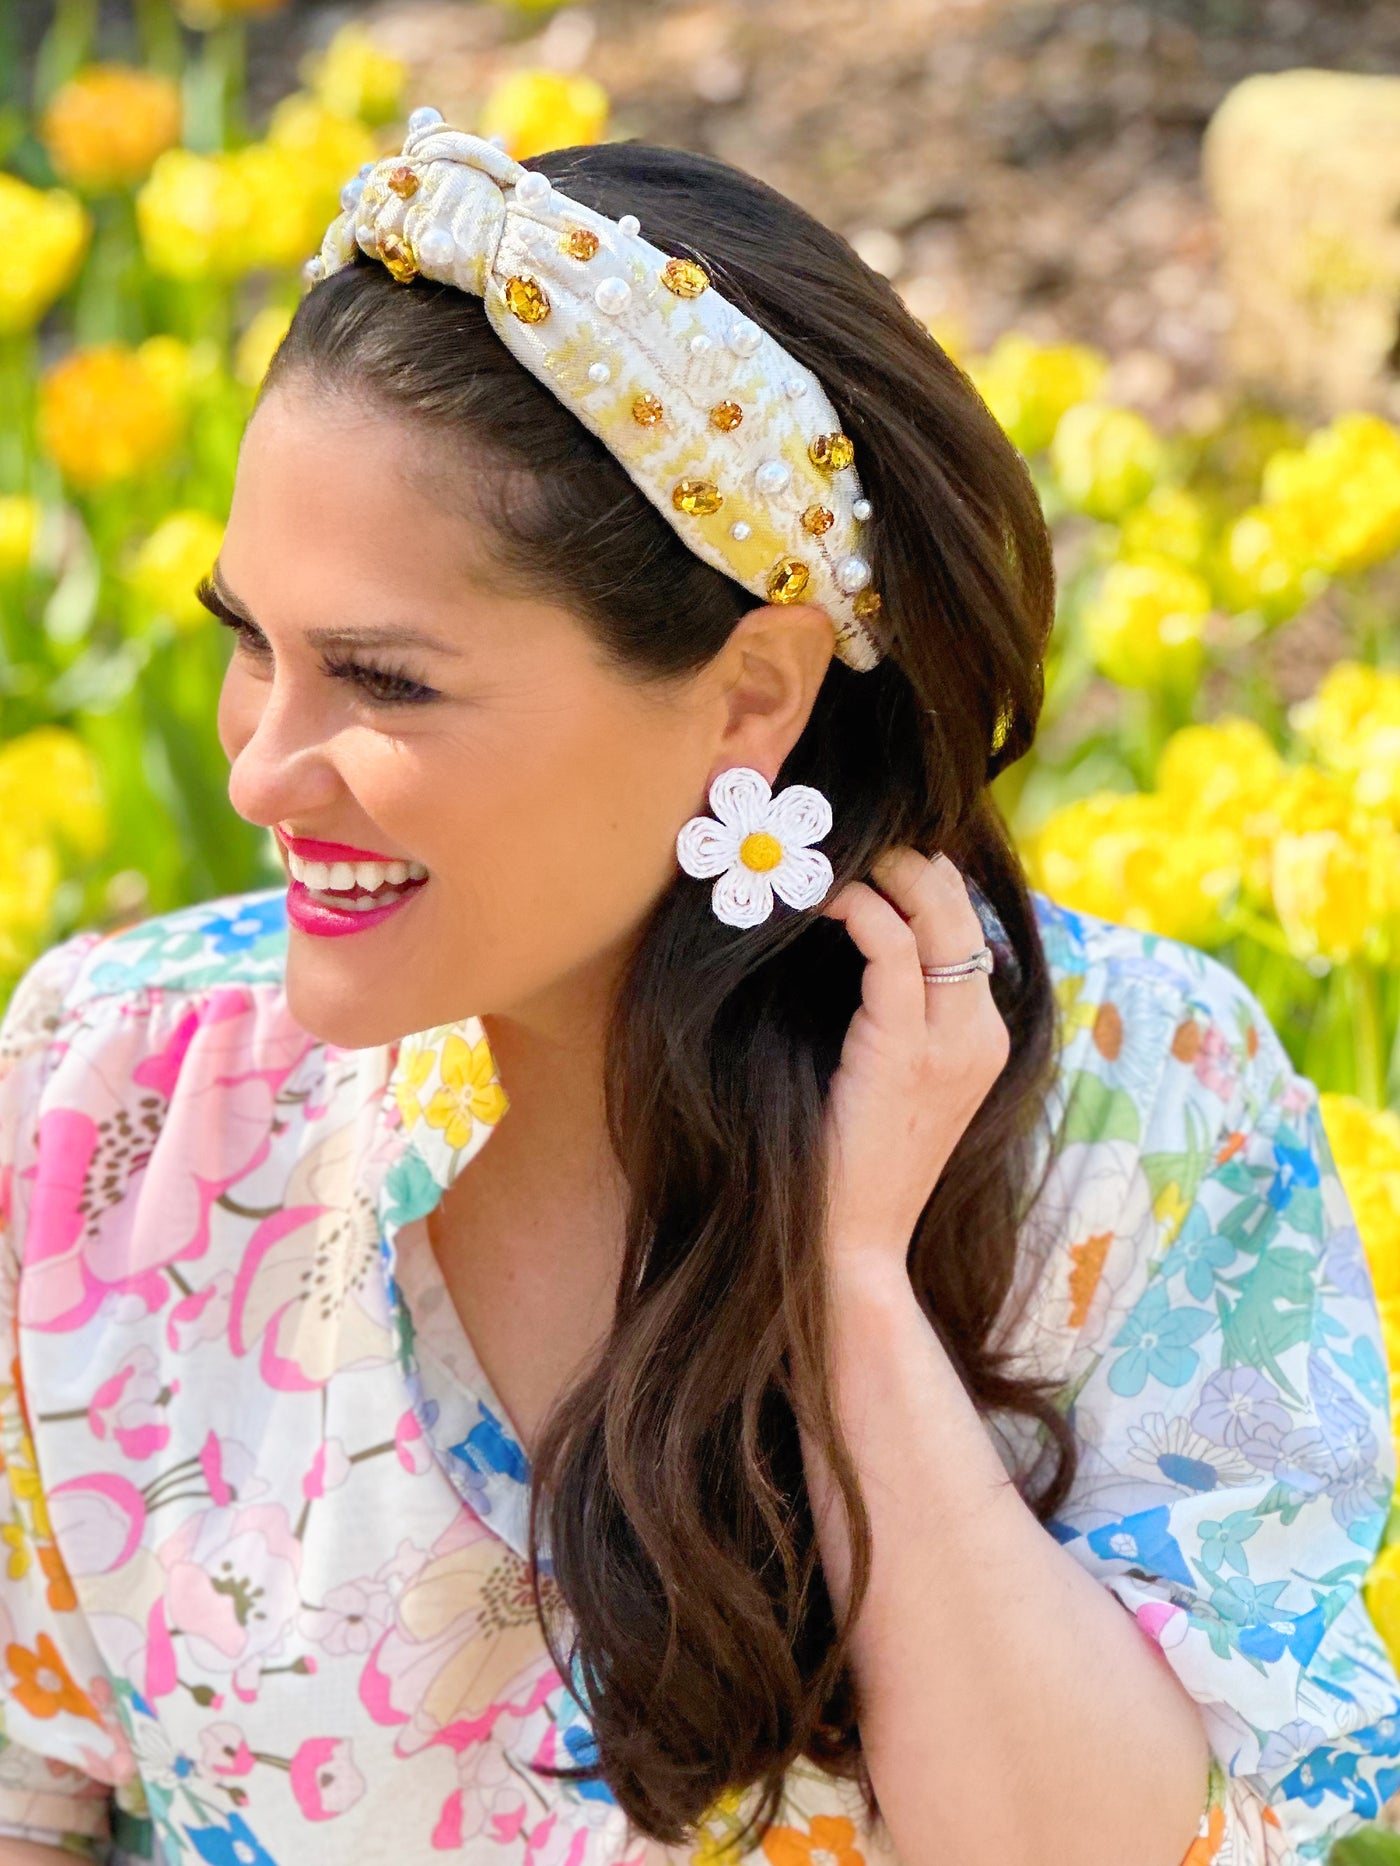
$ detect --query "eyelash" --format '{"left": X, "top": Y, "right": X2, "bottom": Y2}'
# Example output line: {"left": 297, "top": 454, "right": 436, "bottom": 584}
{"left": 212, "top": 609, "right": 439, "bottom": 708}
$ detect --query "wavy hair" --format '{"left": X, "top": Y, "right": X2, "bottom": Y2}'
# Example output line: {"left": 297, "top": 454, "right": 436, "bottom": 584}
{"left": 263, "top": 139, "right": 1074, "bottom": 1853}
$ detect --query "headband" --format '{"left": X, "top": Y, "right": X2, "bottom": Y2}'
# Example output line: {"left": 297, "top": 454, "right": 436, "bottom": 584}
{"left": 305, "top": 106, "right": 886, "bottom": 673}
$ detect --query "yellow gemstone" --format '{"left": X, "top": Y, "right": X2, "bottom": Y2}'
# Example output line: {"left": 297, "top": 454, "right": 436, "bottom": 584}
{"left": 661, "top": 257, "right": 710, "bottom": 298}
{"left": 505, "top": 275, "right": 550, "bottom": 324}
{"left": 387, "top": 164, "right": 419, "bottom": 199}
{"left": 378, "top": 232, "right": 417, "bottom": 283}
{"left": 632, "top": 392, "right": 665, "bottom": 427}
{"left": 562, "top": 227, "right": 600, "bottom": 262}
{"left": 710, "top": 400, "right": 743, "bottom": 432}
{"left": 809, "top": 432, "right": 855, "bottom": 473}
{"left": 767, "top": 557, "right": 810, "bottom": 603}
{"left": 802, "top": 504, "right": 835, "bottom": 535}
{"left": 853, "top": 588, "right": 883, "bottom": 621}
{"left": 673, "top": 477, "right": 724, "bottom": 517}
{"left": 739, "top": 831, "right": 784, "bottom": 873}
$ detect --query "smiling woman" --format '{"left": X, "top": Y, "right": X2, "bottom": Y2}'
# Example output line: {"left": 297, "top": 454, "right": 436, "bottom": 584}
{"left": 0, "top": 121, "right": 1397, "bottom": 1866}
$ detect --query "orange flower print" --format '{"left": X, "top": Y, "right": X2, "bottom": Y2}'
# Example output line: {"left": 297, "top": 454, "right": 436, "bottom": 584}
{"left": 8, "top": 1632, "right": 100, "bottom": 1722}
{"left": 38, "top": 1542, "right": 78, "bottom": 1613}
{"left": 1180, "top": 1802, "right": 1225, "bottom": 1865}
{"left": 762, "top": 1814, "right": 865, "bottom": 1866}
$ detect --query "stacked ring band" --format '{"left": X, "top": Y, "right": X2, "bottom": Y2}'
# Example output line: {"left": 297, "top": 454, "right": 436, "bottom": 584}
{"left": 920, "top": 946, "right": 995, "bottom": 983}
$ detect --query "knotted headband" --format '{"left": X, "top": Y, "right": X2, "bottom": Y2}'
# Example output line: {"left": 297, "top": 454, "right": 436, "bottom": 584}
{"left": 306, "top": 106, "right": 886, "bottom": 673}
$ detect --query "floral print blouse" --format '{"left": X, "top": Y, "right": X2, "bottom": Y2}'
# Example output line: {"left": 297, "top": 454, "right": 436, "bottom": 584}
{"left": 0, "top": 884, "right": 1397, "bottom": 1866}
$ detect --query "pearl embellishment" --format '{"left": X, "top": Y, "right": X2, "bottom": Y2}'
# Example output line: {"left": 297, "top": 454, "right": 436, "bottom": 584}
{"left": 595, "top": 277, "right": 632, "bottom": 315}
{"left": 728, "top": 321, "right": 762, "bottom": 357}
{"left": 515, "top": 171, "right": 552, "bottom": 206}
{"left": 755, "top": 460, "right": 791, "bottom": 495}
{"left": 417, "top": 225, "right": 455, "bottom": 268}
{"left": 302, "top": 256, "right": 324, "bottom": 285}
{"left": 836, "top": 554, "right": 873, "bottom": 593}
{"left": 784, "top": 380, "right": 805, "bottom": 399}
{"left": 588, "top": 362, "right": 611, "bottom": 384}
{"left": 340, "top": 176, "right": 365, "bottom": 210}
{"left": 407, "top": 106, "right": 444, "bottom": 133}
{"left": 618, "top": 214, "right": 641, "bottom": 237}
{"left": 853, "top": 498, "right": 873, "bottom": 521}
{"left": 730, "top": 521, "right": 752, "bottom": 541}
{"left": 691, "top": 333, "right": 713, "bottom": 356}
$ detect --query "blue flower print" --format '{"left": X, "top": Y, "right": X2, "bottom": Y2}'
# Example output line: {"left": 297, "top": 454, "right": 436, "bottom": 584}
{"left": 1086, "top": 1506, "right": 1195, "bottom": 1587}
{"left": 1159, "top": 1207, "right": 1237, "bottom": 1301}
{"left": 1269, "top": 1134, "right": 1321, "bottom": 1213}
{"left": 1198, "top": 1508, "right": 1262, "bottom": 1577}
{"left": 1108, "top": 1282, "right": 1214, "bottom": 1397}
{"left": 1208, "top": 1575, "right": 1329, "bottom": 1669}
{"left": 1330, "top": 1333, "right": 1389, "bottom": 1413}
{"left": 1191, "top": 1366, "right": 1291, "bottom": 1456}
{"left": 449, "top": 1400, "right": 529, "bottom": 1484}
{"left": 185, "top": 1812, "right": 278, "bottom": 1865}
{"left": 200, "top": 896, "right": 286, "bottom": 956}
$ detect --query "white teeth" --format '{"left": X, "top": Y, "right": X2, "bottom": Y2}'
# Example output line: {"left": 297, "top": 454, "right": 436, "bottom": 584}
{"left": 286, "top": 850, "right": 430, "bottom": 891}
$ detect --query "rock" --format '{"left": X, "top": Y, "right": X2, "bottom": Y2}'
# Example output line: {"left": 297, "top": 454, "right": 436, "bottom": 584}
{"left": 1202, "top": 68, "right": 1400, "bottom": 420}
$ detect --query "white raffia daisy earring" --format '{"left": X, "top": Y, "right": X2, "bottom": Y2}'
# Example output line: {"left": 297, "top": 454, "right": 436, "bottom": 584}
{"left": 675, "top": 766, "right": 835, "bottom": 929}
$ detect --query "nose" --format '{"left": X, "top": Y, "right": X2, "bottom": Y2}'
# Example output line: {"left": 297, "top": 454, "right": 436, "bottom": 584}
{"left": 222, "top": 670, "right": 345, "bottom": 837}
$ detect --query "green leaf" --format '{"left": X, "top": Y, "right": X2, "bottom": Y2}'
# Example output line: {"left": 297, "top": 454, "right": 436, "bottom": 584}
{"left": 1060, "top": 1070, "right": 1140, "bottom": 1148}
{"left": 1328, "top": 1827, "right": 1400, "bottom": 1865}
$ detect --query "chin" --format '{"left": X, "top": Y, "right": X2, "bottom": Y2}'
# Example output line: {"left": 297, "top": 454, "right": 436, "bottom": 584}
{"left": 282, "top": 964, "right": 408, "bottom": 1053}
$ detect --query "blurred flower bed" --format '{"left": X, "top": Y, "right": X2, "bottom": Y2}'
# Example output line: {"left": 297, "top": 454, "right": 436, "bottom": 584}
{"left": 3, "top": 2, "right": 1400, "bottom": 1842}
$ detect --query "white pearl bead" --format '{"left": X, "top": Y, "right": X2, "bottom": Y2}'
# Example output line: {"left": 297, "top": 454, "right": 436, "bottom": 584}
{"left": 618, "top": 214, "right": 641, "bottom": 237}
{"left": 487, "top": 134, "right": 508, "bottom": 151}
{"left": 730, "top": 521, "right": 752, "bottom": 541}
{"left": 784, "top": 379, "right": 805, "bottom": 399}
{"left": 755, "top": 460, "right": 791, "bottom": 496}
{"left": 836, "top": 554, "right": 873, "bottom": 593}
{"left": 357, "top": 162, "right": 375, "bottom": 179}
{"left": 355, "top": 221, "right": 374, "bottom": 246}
{"left": 852, "top": 498, "right": 873, "bottom": 522}
{"left": 407, "top": 106, "right": 444, "bottom": 133}
{"left": 728, "top": 321, "right": 762, "bottom": 357}
{"left": 418, "top": 225, "right": 455, "bottom": 268}
{"left": 595, "top": 277, "right": 632, "bottom": 315}
{"left": 340, "top": 176, "right": 365, "bottom": 210}
{"left": 588, "top": 361, "right": 611, "bottom": 384}
{"left": 690, "top": 333, "right": 713, "bottom": 356}
{"left": 515, "top": 170, "right": 552, "bottom": 206}
{"left": 302, "top": 256, "right": 324, "bottom": 285}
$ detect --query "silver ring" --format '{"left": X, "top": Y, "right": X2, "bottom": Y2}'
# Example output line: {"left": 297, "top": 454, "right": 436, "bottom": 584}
{"left": 921, "top": 944, "right": 995, "bottom": 983}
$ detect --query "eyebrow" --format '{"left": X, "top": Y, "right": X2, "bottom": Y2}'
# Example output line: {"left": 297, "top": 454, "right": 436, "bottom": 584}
{"left": 199, "top": 563, "right": 466, "bottom": 657}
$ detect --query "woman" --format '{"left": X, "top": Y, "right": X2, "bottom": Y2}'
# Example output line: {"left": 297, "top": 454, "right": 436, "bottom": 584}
{"left": 0, "top": 114, "right": 1396, "bottom": 1866}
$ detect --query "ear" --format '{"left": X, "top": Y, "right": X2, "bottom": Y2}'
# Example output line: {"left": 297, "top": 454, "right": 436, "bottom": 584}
{"left": 705, "top": 602, "right": 834, "bottom": 787}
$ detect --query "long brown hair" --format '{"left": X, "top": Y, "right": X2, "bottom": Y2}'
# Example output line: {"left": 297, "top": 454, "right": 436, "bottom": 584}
{"left": 264, "top": 139, "right": 1074, "bottom": 1851}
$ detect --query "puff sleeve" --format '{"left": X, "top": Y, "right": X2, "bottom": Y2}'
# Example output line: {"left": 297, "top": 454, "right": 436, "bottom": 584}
{"left": 0, "top": 932, "right": 123, "bottom": 1857}
{"left": 1023, "top": 954, "right": 1400, "bottom": 1866}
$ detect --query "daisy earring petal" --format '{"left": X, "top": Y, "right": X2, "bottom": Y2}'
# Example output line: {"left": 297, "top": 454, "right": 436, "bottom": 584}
{"left": 712, "top": 864, "right": 776, "bottom": 928}
{"left": 708, "top": 765, "right": 773, "bottom": 834}
{"left": 676, "top": 813, "right": 741, "bottom": 879}
{"left": 763, "top": 782, "right": 832, "bottom": 850}
{"left": 771, "top": 844, "right": 834, "bottom": 912}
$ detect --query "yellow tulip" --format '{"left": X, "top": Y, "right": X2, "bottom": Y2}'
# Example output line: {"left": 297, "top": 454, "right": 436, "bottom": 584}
{"left": 0, "top": 826, "right": 61, "bottom": 956}
{"left": 1117, "top": 486, "right": 1211, "bottom": 571}
{"left": 1082, "top": 553, "right": 1212, "bottom": 692}
{"left": 126, "top": 510, "right": 225, "bottom": 632}
{"left": 1156, "top": 717, "right": 1284, "bottom": 828}
{"left": 136, "top": 147, "right": 254, "bottom": 280}
{"left": 1365, "top": 1540, "right": 1400, "bottom": 1663}
{"left": 234, "top": 302, "right": 293, "bottom": 387}
{"left": 1270, "top": 819, "right": 1400, "bottom": 967}
{"left": 1292, "top": 662, "right": 1400, "bottom": 828}
{"left": 1320, "top": 1093, "right": 1400, "bottom": 1299}
{"left": 0, "top": 727, "right": 107, "bottom": 860}
{"left": 478, "top": 70, "right": 610, "bottom": 163}
{"left": 964, "top": 332, "right": 1109, "bottom": 458}
{"left": 301, "top": 23, "right": 407, "bottom": 126}
{"left": 0, "top": 173, "right": 91, "bottom": 335}
{"left": 0, "top": 497, "right": 41, "bottom": 576}
{"left": 1261, "top": 413, "right": 1400, "bottom": 578}
{"left": 38, "top": 343, "right": 185, "bottom": 489}
{"left": 1049, "top": 402, "right": 1167, "bottom": 522}
{"left": 40, "top": 64, "right": 182, "bottom": 192}
{"left": 1215, "top": 503, "right": 1325, "bottom": 624}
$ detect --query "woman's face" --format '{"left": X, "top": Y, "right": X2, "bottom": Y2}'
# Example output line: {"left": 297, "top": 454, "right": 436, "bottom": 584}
{"left": 215, "top": 384, "right": 827, "bottom": 1051}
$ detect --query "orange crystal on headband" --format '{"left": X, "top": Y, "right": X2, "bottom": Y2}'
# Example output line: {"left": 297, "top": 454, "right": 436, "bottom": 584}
{"left": 673, "top": 478, "right": 724, "bottom": 516}
{"left": 505, "top": 275, "right": 550, "bottom": 323}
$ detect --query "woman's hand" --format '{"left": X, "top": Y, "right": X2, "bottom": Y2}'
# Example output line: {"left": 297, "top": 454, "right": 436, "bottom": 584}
{"left": 817, "top": 847, "right": 1011, "bottom": 1271}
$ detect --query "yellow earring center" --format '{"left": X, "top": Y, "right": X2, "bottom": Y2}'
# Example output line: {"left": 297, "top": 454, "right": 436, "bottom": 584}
{"left": 739, "top": 831, "right": 784, "bottom": 872}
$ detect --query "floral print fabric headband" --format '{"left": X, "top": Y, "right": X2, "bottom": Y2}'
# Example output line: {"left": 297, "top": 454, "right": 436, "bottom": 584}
{"left": 307, "top": 106, "right": 886, "bottom": 673}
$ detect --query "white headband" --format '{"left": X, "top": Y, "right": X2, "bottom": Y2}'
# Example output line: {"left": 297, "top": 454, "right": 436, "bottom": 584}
{"left": 306, "top": 107, "right": 886, "bottom": 673}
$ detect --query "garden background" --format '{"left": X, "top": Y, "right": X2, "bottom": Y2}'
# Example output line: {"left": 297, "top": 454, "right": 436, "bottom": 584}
{"left": 3, "top": 0, "right": 1400, "bottom": 1855}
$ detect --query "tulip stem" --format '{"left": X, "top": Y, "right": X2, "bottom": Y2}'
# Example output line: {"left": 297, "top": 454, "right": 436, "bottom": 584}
{"left": 31, "top": 0, "right": 97, "bottom": 112}
{"left": 1347, "top": 959, "right": 1387, "bottom": 1110}
{"left": 185, "top": 20, "right": 246, "bottom": 153}
{"left": 135, "top": 0, "right": 183, "bottom": 79}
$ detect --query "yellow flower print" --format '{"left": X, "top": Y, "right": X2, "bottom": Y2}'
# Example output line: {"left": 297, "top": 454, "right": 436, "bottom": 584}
{"left": 424, "top": 1033, "right": 509, "bottom": 1150}
{"left": 2, "top": 1520, "right": 31, "bottom": 1581}
{"left": 393, "top": 1043, "right": 436, "bottom": 1133}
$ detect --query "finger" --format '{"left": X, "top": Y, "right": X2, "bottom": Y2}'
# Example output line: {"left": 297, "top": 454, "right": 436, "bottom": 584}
{"left": 818, "top": 879, "right": 928, "bottom": 1032}
{"left": 868, "top": 847, "right": 987, "bottom": 972}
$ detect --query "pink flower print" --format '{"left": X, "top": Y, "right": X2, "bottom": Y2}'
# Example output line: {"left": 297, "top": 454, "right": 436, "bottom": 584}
{"left": 1192, "top": 1024, "right": 1239, "bottom": 1101}
{"left": 395, "top": 1409, "right": 431, "bottom": 1476}
{"left": 200, "top": 1722, "right": 256, "bottom": 1778}
{"left": 289, "top": 1736, "right": 366, "bottom": 1820}
{"left": 167, "top": 1271, "right": 233, "bottom": 1353}
{"left": 230, "top": 1121, "right": 392, "bottom": 1390}
{"left": 361, "top": 1531, "right": 555, "bottom": 1753}
{"left": 302, "top": 1438, "right": 351, "bottom": 1501}
{"left": 47, "top": 1472, "right": 146, "bottom": 1576}
{"left": 301, "top": 1577, "right": 389, "bottom": 1658}
{"left": 21, "top": 995, "right": 289, "bottom": 1333}
{"left": 89, "top": 1347, "right": 176, "bottom": 1461}
{"left": 158, "top": 1501, "right": 302, "bottom": 1694}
